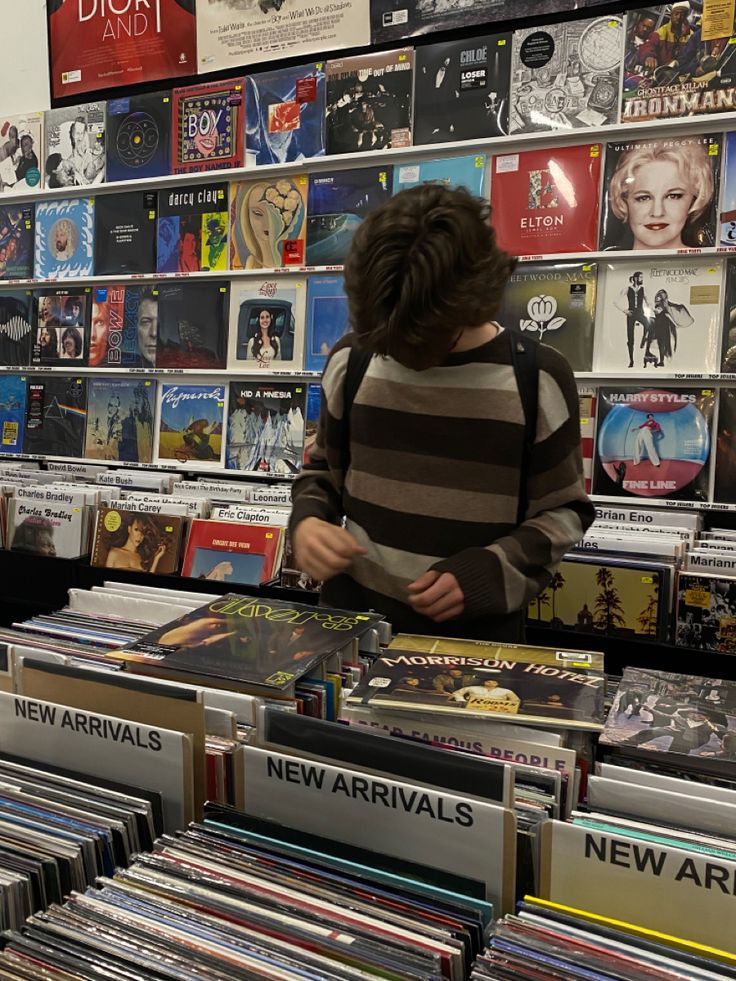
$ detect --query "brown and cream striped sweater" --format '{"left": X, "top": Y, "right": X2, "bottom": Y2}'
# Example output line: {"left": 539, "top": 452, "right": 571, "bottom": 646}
{"left": 291, "top": 330, "right": 595, "bottom": 639}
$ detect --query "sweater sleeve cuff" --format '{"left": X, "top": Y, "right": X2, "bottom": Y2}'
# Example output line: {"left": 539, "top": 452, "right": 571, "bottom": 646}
{"left": 431, "top": 547, "right": 507, "bottom": 619}
{"left": 289, "top": 496, "right": 341, "bottom": 534}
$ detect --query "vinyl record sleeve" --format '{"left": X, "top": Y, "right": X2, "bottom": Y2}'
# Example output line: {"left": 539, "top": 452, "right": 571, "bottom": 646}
{"left": 497, "top": 260, "right": 597, "bottom": 371}
{"left": 593, "top": 387, "right": 715, "bottom": 502}
{"left": 43, "top": 103, "right": 105, "bottom": 189}
{"left": 9, "top": 499, "right": 86, "bottom": 559}
{"left": 226, "top": 381, "right": 306, "bottom": 477}
{"left": 0, "top": 375, "right": 27, "bottom": 456}
{"left": 24, "top": 376, "right": 88, "bottom": 459}
{"left": 0, "top": 113, "right": 43, "bottom": 193}
{"left": 306, "top": 167, "right": 391, "bottom": 265}
{"left": 305, "top": 275, "right": 349, "bottom": 373}
{"left": 599, "top": 133, "right": 721, "bottom": 251}
{"left": 245, "top": 63, "right": 327, "bottom": 167}
{"left": 155, "top": 281, "right": 229, "bottom": 370}
{"left": 34, "top": 198, "right": 95, "bottom": 280}
{"left": 105, "top": 92, "right": 172, "bottom": 182}
{"left": 392, "top": 155, "right": 486, "bottom": 195}
{"left": 714, "top": 388, "right": 736, "bottom": 504}
{"left": 172, "top": 77, "right": 245, "bottom": 176}
{"left": 0, "top": 291, "right": 33, "bottom": 367}
{"left": 157, "top": 182, "right": 228, "bottom": 274}
{"left": 156, "top": 384, "right": 225, "bottom": 467}
{"left": 230, "top": 175, "right": 308, "bottom": 270}
{"left": 490, "top": 144, "right": 602, "bottom": 256}
{"left": 722, "top": 258, "right": 736, "bottom": 372}
{"left": 578, "top": 385, "right": 597, "bottom": 495}
{"left": 228, "top": 277, "right": 306, "bottom": 372}
{"left": 94, "top": 192, "right": 158, "bottom": 276}
{"left": 676, "top": 571, "right": 736, "bottom": 653}
{"left": 594, "top": 259, "right": 724, "bottom": 374}
{"left": 85, "top": 378, "right": 155, "bottom": 464}
{"left": 0, "top": 204, "right": 34, "bottom": 281}
{"left": 326, "top": 49, "right": 414, "bottom": 155}
{"left": 510, "top": 16, "right": 623, "bottom": 134}
{"left": 89, "top": 285, "right": 155, "bottom": 369}
{"left": 91, "top": 507, "right": 183, "bottom": 576}
{"left": 413, "top": 34, "right": 510, "bottom": 144}
{"left": 303, "top": 382, "right": 321, "bottom": 467}
{"left": 32, "top": 288, "right": 92, "bottom": 367}
{"left": 182, "top": 519, "right": 284, "bottom": 584}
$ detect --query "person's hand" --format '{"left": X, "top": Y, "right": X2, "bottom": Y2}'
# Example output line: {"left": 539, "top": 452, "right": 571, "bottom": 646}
{"left": 293, "top": 517, "right": 367, "bottom": 581}
{"left": 154, "top": 542, "right": 167, "bottom": 561}
{"left": 407, "top": 571, "right": 465, "bottom": 623}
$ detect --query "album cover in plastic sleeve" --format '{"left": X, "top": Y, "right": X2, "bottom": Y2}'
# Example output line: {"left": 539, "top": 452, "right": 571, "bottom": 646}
{"left": 157, "top": 182, "right": 228, "bottom": 274}
{"left": 714, "top": 388, "right": 736, "bottom": 504}
{"left": 578, "top": 384, "right": 597, "bottom": 495}
{"left": 172, "top": 77, "right": 245, "bottom": 176}
{"left": 85, "top": 377, "right": 155, "bottom": 464}
{"left": 94, "top": 192, "right": 158, "bottom": 276}
{"left": 599, "top": 134, "right": 721, "bottom": 251}
{"left": 230, "top": 175, "right": 308, "bottom": 270}
{"left": 89, "top": 285, "right": 156, "bottom": 369}
{"left": 326, "top": 49, "right": 414, "bottom": 155}
{"left": 0, "top": 291, "right": 33, "bottom": 366}
{"left": 304, "top": 382, "right": 321, "bottom": 464}
{"left": 182, "top": 519, "right": 284, "bottom": 585}
{"left": 24, "top": 376, "right": 87, "bottom": 458}
{"left": 676, "top": 570, "right": 736, "bottom": 654}
{"left": 43, "top": 103, "right": 105, "bottom": 189}
{"left": 413, "top": 34, "right": 510, "bottom": 144}
{"left": 306, "top": 167, "right": 391, "bottom": 266}
{"left": 226, "top": 381, "right": 306, "bottom": 477}
{"left": 490, "top": 144, "right": 602, "bottom": 256}
{"left": 510, "top": 16, "right": 623, "bottom": 133}
{"left": 32, "top": 287, "right": 91, "bottom": 367}
{"left": 106, "top": 91, "right": 172, "bottom": 182}
{"left": 392, "top": 155, "right": 486, "bottom": 195}
{"left": 91, "top": 506, "right": 184, "bottom": 575}
{"left": 594, "top": 259, "right": 724, "bottom": 374}
{"left": 720, "top": 131, "right": 736, "bottom": 248}
{"left": 245, "top": 62, "right": 327, "bottom": 167}
{"left": 156, "top": 384, "right": 225, "bottom": 467}
{"left": 722, "top": 258, "right": 736, "bottom": 371}
{"left": 0, "top": 375, "right": 26, "bottom": 456}
{"left": 0, "top": 113, "right": 43, "bottom": 193}
{"left": 228, "top": 277, "right": 306, "bottom": 372}
{"left": 622, "top": 4, "right": 736, "bottom": 124}
{"left": 305, "top": 275, "right": 349, "bottom": 373}
{"left": 155, "top": 281, "right": 229, "bottom": 369}
{"left": 593, "top": 387, "right": 715, "bottom": 502}
{"left": 9, "top": 498, "right": 86, "bottom": 557}
{"left": 496, "top": 261, "right": 597, "bottom": 371}
{"left": 48, "top": 0, "right": 196, "bottom": 100}
{"left": 0, "top": 204, "right": 34, "bottom": 281}
{"left": 34, "top": 198, "right": 95, "bottom": 280}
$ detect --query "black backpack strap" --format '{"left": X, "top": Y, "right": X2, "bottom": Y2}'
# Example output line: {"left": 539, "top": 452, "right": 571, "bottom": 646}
{"left": 509, "top": 332, "right": 539, "bottom": 527}
{"left": 340, "top": 340, "right": 373, "bottom": 481}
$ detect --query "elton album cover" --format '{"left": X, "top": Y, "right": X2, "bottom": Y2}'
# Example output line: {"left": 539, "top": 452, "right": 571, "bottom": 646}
{"left": 89, "top": 285, "right": 157, "bottom": 369}
{"left": 226, "top": 382, "right": 306, "bottom": 477}
{"left": 91, "top": 507, "right": 184, "bottom": 576}
{"left": 245, "top": 62, "right": 327, "bottom": 167}
{"left": 0, "top": 375, "right": 27, "bottom": 456}
{"left": 156, "top": 384, "right": 225, "bottom": 468}
{"left": 94, "top": 191, "right": 158, "bottom": 276}
{"left": 228, "top": 277, "right": 306, "bottom": 372}
{"left": 0, "top": 291, "right": 33, "bottom": 366}
{"left": 24, "top": 376, "right": 88, "bottom": 459}
{"left": 106, "top": 91, "right": 172, "bottom": 182}
{"left": 0, "top": 204, "right": 34, "bottom": 281}
{"left": 230, "top": 175, "right": 308, "bottom": 270}
{"left": 306, "top": 167, "right": 392, "bottom": 266}
{"left": 676, "top": 571, "right": 736, "bottom": 654}
{"left": 305, "top": 275, "right": 350, "bottom": 373}
{"left": 0, "top": 113, "right": 43, "bottom": 193}
{"left": 34, "top": 198, "right": 95, "bottom": 280}
{"left": 155, "top": 281, "right": 229, "bottom": 370}
{"left": 33, "top": 288, "right": 91, "bottom": 366}
{"left": 157, "top": 182, "right": 228, "bottom": 274}
{"left": 43, "top": 103, "right": 105, "bottom": 189}
{"left": 172, "top": 77, "right": 245, "bottom": 176}
{"left": 85, "top": 377, "right": 155, "bottom": 464}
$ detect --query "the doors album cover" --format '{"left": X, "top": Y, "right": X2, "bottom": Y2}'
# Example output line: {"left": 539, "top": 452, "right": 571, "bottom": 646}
{"left": 230, "top": 176, "right": 308, "bottom": 270}
{"left": 0, "top": 113, "right": 43, "bottom": 193}
{"left": 172, "top": 77, "right": 245, "bottom": 176}
{"left": 305, "top": 275, "right": 349, "bottom": 373}
{"left": 34, "top": 198, "right": 95, "bottom": 280}
{"left": 85, "top": 378, "right": 155, "bottom": 464}
{"left": 0, "top": 205, "right": 34, "bottom": 281}
{"left": 91, "top": 507, "right": 184, "bottom": 576}
{"left": 245, "top": 63, "right": 327, "bottom": 167}
{"left": 228, "top": 277, "right": 306, "bottom": 372}
{"left": 24, "top": 376, "right": 88, "bottom": 459}
{"left": 0, "top": 375, "right": 26, "bottom": 456}
{"left": 157, "top": 183, "right": 228, "bottom": 274}
{"left": 306, "top": 167, "right": 392, "bottom": 266}
{"left": 33, "top": 288, "right": 91, "bottom": 366}
{"left": 106, "top": 92, "right": 173, "bottom": 183}
{"left": 0, "top": 291, "right": 33, "bottom": 366}
{"left": 157, "top": 384, "right": 225, "bottom": 467}
{"left": 155, "top": 281, "right": 229, "bottom": 370}
{"left": 226, "top": 382, "right": 306, "bottom": 477}
{"left": 43, "top": 103, "right": 105, "bottom": 189}
{"left": 94, "top": 192, "right": 158, "bottom": 276}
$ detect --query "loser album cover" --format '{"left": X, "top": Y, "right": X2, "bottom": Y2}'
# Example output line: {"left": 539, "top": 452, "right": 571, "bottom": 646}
{"left": 43, "top": 103, "right": 105, "bottom": 189}
{"left": 0, "top": 204, "right": 34, "bottom": 281}
{"left": 155, "top": 281, "right": 229, "bottom": 369}
{"left": 392, "top": 155, "right": 486, "bottom": 195}
{"left": 326, "top": 49, "right": 414, "bottom": 155}
{"left": 157, "top": 384, "right": 225, "bottom": 467}
{"left": 496, "top": 260, "right": 597, "bottom": 372}
{"left": 24, "top": 376, "right": 88, "bottom": 459}
{"left": 34, "top": 198, "right": 95, "bottom": 280}
{"left": 0, "top": 113, "right": 43, "bottom": 193}
{"left": 228, "top": 277, "right": 306, "bottom": 372}
{"left": 413, "top": 34, "right": 510, "bottom": 144}
{"left": 594, "top": 259, "right": 724, "bottom": 374}
{"left": 227, "top": 382, "right": 306, "bottom": 476}
{"left": 578, "top": 384, "right": 597, "bottom": 494}
{"left": 0, "top": 375, "right": 27, "bottom": 455}
{"left": 33, "top": 288, "right": 91, "bottom": 366}
{"left": 90, "top": 285, "right": 157, "bottom": 369}
{"left": 305, "top": 275, "right": 350, "bottom": 373}
{"left": 593, "top": 387, "right": 715, "bottom": 502}
{"left": 91, "top": 507, "right": 184, "bottom": 575}
{"left": 714, "top": 388, "right": 736, "bottom": 504}
{"left": 85, "top": 377, "right": 155, "bottom": 464}
{"left": 676, "top": 571, "right": 736, "bottom": 654}
{"left": 157, "top": 182, "right": 228, "bottom": 274}
{"left": 490, "top": 144, "right": 602, "bottom": 256}
{"left": 106, "top": 91, "right": 172, "bottom": 182}
{"left": 172, "top": 77, "right": 245, "bottom": 176}
{"left": 230, "top": 176, "right": 308, "bottom": 270}
{"left": 306, "top": 167, "right": 392, "bottom": 266}
{"left": 94, "top": 192, "right": 158, "bottom": 276}
{"left": 245, "top": 62, "right": 327, "bottom": 167}
{"left": 0, "top": 291, "right": 33, "bottom": 366}
{"left": 599, "top": 134, "right": 721, "bottom": 251}
{"left": 510, "top": 16, "right": 624, "bottom": 133}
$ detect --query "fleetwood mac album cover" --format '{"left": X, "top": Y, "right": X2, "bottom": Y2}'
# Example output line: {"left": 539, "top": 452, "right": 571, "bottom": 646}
{"left": 157, "top": 182, "right": 228, "bottom": 274}
{"left": 33, "top": 287, "right": 91, "bottom": 366}
{"left": 0, "top": 291, "right": 33, "bottom": 366}
{"left": 43, "top": 103, "right": 105, "bottom": 188}
{"left": 155, "top": 281, "right": 229, "bottom": 370}
{"left": 0, "top": 204, "right": 34, "bottom": 281}
{"left": 172, "top": 77, "right": 245, "bottom": 175}
{"left": 94, "top": 191, "right": 158, "bottom": 276}
{"left": 226, "top": 382, "right": 306, "bottom": 477}
{"left": 0, "top": 113, "right": 43, "bottom": 193}
{"left": 228, "top": 277, "right": 306, "bottom": 372}
{"left": 392, "top": 155, "right": 486, "bottom": 195}
{"left": 306, "top": 167, "right": 392, "bottom": 266}
{"left": 34, "top": 198, "right": 95, "bottom": 280}
{"left": 245, "top": 62, "right": 327, "bottom": 167}
{"left": 230, "top": 176, "right": 308, "bottom": 269}
{"left": 24, "top": 376, "right": 88, "bottom": 459}
{"left": 305, "top": 275, "right": 350, "bottom": 373}
{"left": 593, "top": 387, "right": 715, "bottom": 502}
{"left": 157, "top": 384, "right": 225, "bottom": 467}
{"left": 0, "top": 375, "right": 27, "bottom": 456}
{"left": 86, "top": 377, "right": 155, "bottom": 464}
{"left": 106, "top": 92, "right": 173, "bottom": 182}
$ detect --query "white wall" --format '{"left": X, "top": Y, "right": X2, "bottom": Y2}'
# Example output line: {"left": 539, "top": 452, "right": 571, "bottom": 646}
{"left": 0, "top": 0, "right": 51, "bottom": 114}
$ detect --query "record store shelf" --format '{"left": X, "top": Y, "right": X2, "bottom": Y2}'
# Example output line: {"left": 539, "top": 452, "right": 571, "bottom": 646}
{"left": 590, "top": 495, "right": 736, "bottom": 514}
{"left": 0, "top": 365, "right": 321, "bottom": 378}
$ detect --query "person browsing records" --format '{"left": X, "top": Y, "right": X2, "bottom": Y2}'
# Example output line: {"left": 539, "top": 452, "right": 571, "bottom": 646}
{"left": 290, "top": 184, "right": 594, "bottom": 640}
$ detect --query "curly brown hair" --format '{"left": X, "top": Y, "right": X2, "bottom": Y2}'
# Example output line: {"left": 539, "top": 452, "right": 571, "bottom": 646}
{"left": 343, "top": 183, "right": 516, "bottom": 370}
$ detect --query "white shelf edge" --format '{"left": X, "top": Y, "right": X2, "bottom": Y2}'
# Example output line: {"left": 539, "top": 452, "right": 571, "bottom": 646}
{"left": 0, "top": 452, "right": 297, "bottom": 481}
{"left": 591, "top": 494, "right": 736, "bottom": 513}
{"left": 576, "top": 373, "right": 734, "bottom": 383}
{"left": 0, "top": 366, "right": 321, "bottom": 378}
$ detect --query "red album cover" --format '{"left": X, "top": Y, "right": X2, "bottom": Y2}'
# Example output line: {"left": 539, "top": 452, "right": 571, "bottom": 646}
{"left": 182, "top": 519, "right": 284, "bottom": 585}
{"left": 490, "top": 144, "right": 602, "bottom": 257}
{"left": 172, "top": 77, "right": 245, "bottom": 175}
{"left": 48, "top": 0, "right": 196, "bottom": 100}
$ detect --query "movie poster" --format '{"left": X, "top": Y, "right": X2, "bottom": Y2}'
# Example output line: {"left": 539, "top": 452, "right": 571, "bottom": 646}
{"left": 0, "top": 113, "right": 43, "bottom": 193}
{"left": 86, "top": 377, "right": 155, "bottom": 463}
{"left": 245, "top": 62, "right": 327, "bottom": 167}
{"left": 172, "top": 77, "right": 245, "bottom": 175}
{"left": 197, "top": 0, "right": 370, "bottom": 73}
{"left": 47, "top": 0, "right": 196, "bottom": 100}
{"left": 226, "top": 381, "right": 306, "bottom": 476}
{"left": 228, "top": 277, "right": 306, "bottom": 372}
{"left": 156, "top": 383, "right": 225, "bottom": 467}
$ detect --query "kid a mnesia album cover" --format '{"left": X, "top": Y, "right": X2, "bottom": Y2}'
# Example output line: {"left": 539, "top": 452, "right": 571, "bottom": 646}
{"left": 226, "top": 382, "right": 306, "bottom": 477}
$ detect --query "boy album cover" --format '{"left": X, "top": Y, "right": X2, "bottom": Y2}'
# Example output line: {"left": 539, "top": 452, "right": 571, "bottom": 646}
{"left": 227, "top": 382, "right": 306, "bottom": 477}
{"left": 599, "top": 134, "right": 721, "bottom": 251}
{"left": 91, "top": 507, "right": 183, "bottom": 576}
{"left": 413, "top": 34, "right": 510, "bottom": 145}
{"left": 622, "top": 4, "right": 736, "bottom": 124}
{"left": 594, "top": 259, "right": 724, "bottom": 374}
{"left": 304, "top": 382, "right": 321, "bottom": 463}
{"left": 326, "top": 49, "right": 414, "bottom": 155}
{"left": 496, "top": 260, "right": 598, "bottom": 372}
{"left": 593, "top": 387, "right": 715, "bottom": 502}
{"left": 0, "top": 375, "right": 27, "bottom": 456}
{"left": 89, "top": 285, "right": 155, "bottom": 369}
{"left": 155, "top": 281, "right": 229, "bottom": 370}
{"left": 0, "top": 113, "right": 43, "bottom": 193}
{"left": 228, "top": 278, "right": 306, "bottom": 372}
{"left": 33, "top": 288, "right": 91, "bottom": 366}
{"left": 230, "top": 176, "right": 308, "bottom": 270}
{"left": 510, "top": 16, "right": 624, "bottom": 134}
{"left": 305, "top": 275, "right": 350, "bottom": 373}
{"left": 24, "top": 376, "right": 88, "bottom": 459}
{"left": 94, "top": 192, "right": 158, "bottom": 276}
{"left": 490, "top": 144, "right": 602, "bottom": 257}
{"left": 182, "top": 520, "right": 284, "bottom": 585}
{"left": 43, "top": 103, "right": 105, "bottom": 189}
{"left": 0, "top": 204, "right": 34, "bottom": 281}
{"left": 0, "top": 291, "right": 33, "bottom": 366}
{"left": 34, "top": 198, "right": 95, "bottom": 280}
{"left": 157, "top": 182, "right": 228, "bottom": 274}
{"left": 306, "top": 167, "right": 392, "bottom": 266}
{"left": 578, "top": 385, "right": 597, "bottom": 495}
{"left": 106, "top": 92, "right": 172, "bottom": 182}
{"left": 85, "top": 378, "right": 155, "bottom": 464}
{"left": 714, "top": 389, "right": 736, "bottom": 504}
{"left": 157, "top": 384, "right": 225, "bottom": 467}
{"left": 245, "top": 62, "right": 327, "bottom": 167}
{"left": 172, "top": 77, "right": 245, "bottom": 176}
{"left": 392, "top": 155, "right": 486, "bottom": 196}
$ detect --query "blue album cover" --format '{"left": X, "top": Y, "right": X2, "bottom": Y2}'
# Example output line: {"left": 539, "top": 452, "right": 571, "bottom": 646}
{"left": 306, "top": 167, "right": 392, "bottom": 266}
{"left": 0, "top": 374, "right": 26, "bottom": 455}
{"left": 392, "top": 154, "right": 487, "bottom": 196}
{"left": 34, "top": 198, "right": 94, "bottom": 280}
{"left": 106, "top": 92, "right": 172, "bottom": 182}
{"left": 305, "top": 275, "right": 350, "bottom": 372}
{"left": 245, "top": 63, "right": 326, "bottom": 167}
{"left": 304, "top": 381, "right": 321, "bottom": 464}
{"left": 0, "top": 204, "right": 34, "bottom": 281}
{"left": 158, "top": 383, "right": 225, "bottom": 466}
{"left": 86, "top": 377, "right": 155, "bottom": 463}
